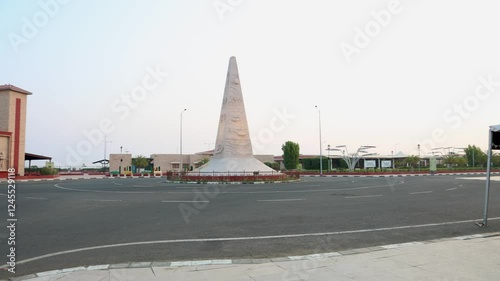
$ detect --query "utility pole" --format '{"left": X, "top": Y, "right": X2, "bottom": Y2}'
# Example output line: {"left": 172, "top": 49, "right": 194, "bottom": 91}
{"left": 180, "top": 109, "right": 187, "bottom": 174}
{"left": 327, "top": 144, "right": 331, "bottom": 172}
{"left": 315, "top": 105, "right": 322, "bottom": 176}
{"left": 418, "top": 144, "right": 421, "bottom": 172}
{"left": 102, "top": 135, "right": 112, "bottom": 170}
{"left": 119, "top": 145, "right": 123, "bottom": 174}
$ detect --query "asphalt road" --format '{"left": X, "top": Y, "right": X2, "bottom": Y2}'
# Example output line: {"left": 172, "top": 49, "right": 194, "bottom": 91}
{"left": 1, "top": 175, "right": 499, "bottom": 278}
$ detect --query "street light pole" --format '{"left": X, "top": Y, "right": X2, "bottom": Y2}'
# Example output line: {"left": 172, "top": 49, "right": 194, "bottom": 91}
{"left": 473, "top": 149, "right": 475, "bottom": 168}
{"left": 394, "top": 143, "right": 400, "bottom": 169}
{"left": 102, "top": 135, "right": 112, "bottom": 171}
{"left": 180, "top": 108, "right": 187, "bottom": 174}
{"left": 327, "top": 144, "right": 331, "bottom": 172}
{"left": 119, "top": 145, "right": 123, "bottom": 174}
{"left": 418, "top": 144, "right": 421, "bottom": 172}
{"left": 315, "top": 105, "right": 322, "bottom": 176}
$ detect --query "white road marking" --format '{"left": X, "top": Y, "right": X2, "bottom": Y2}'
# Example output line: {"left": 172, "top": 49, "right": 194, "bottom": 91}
{"left": 87, "top": 264, "right": 110, "bottom": 270}
{"left": 171, "top": 259, "right": 232, "bottom": 267}
{"left": 381, "top": 241, "right": 424, "bottom": 249}
{"left": 456, "top": 176, "right": 500, "bottom": 181}
{"left": 446, "top": 187, "right": 458, "bottom": 191}
{"left": 257, "top": 199, "right": 305, "bottom": 202}
{"left": 345, "top": 195, "right": 382, "bottom": 199}
{"left": 25, "top": 197, "right": 48, "bottom": 200}
{"left": 55, "top": 181, "right": 406, "bottom": 195}
{"left": 85, "top": 199, "right": 122, "bottom": 202}
{"left": 0, "top": 193, "right": 6, "bottom": 196}
{"left": 4, "top": 217, "right": 499, "bottom": 268}
{"left": 162, "top": 201, "right": 209, "bottom": 203}
{"left": 410, "top": 191, "right": 433, "bottom": 195}
{"left": 55, "top": 184, "right": 156, "bottom": 194}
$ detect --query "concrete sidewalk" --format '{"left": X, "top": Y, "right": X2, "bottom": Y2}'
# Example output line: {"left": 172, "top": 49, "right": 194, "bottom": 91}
{"left": 7, "top": 232, "right": 500, "bottom": 281}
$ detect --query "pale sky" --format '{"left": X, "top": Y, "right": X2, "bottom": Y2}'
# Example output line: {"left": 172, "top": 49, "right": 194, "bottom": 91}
{"left": 1, "top": 0, "right": 500, "bottom": 167}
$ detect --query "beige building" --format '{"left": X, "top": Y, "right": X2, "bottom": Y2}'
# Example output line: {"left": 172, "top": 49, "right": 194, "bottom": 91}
{"left": 108, "top": 150, "right": 274, "bottom": 174}
{"left": 0, "top": 85, "right": 31, "bottom": 177}
{"left": 109, "top": 153, "right": 133, "bottom": 174}
{"left": 152, "top": 153, "right": 206, "bottom": 172}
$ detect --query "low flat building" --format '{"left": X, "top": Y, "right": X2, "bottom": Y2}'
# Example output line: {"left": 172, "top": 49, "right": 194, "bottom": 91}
{"left": 109, "top": 151, "right": 274, "bottom": 174}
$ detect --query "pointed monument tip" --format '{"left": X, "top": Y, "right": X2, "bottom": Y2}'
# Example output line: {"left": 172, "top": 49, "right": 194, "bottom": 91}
{"left": 230, "top": 56, "right": 236, "bottom": 60}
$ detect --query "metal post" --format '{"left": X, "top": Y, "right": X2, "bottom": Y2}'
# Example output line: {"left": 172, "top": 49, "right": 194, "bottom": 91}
{"left": 481, "top": 129, "right": 493, "bottom": 226}
{"left": 180, "top": 109, "right": 187, "bottom": 173}
{"left": 418, "top": 144, "right": 421, "bottom": 172}
{"left": 102, "top": 135, "right": 112, "bottom": 171}
{"left": 104, "top": 135, "right": 107, "bottom": 161}
{"left": 473, "top": 149, "right": 475, "bottom": 168}
{"left": 315, "top": 105, "right": 322, "bottom": 176}
{"left": 119, "top": 146, "right": 122, "bottom": 174}
{"left": 327, "top": 144, "right": 331, "bottom": 172}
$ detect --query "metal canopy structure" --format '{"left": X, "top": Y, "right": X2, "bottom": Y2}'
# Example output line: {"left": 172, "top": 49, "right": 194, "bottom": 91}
{"left": 24, "top": 153, "right": 52, "bottom": 175}
{"left": 328, "top": 145, "right": 377, "bottom": 172}
{"left": 479, "top": 124, "right": 500, "bottom": 227}
{"left": 92, "top": 159, "right": 109, "bottom": 165}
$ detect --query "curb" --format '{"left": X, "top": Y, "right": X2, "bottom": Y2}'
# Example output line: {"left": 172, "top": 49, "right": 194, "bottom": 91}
{"left": 9, "top": 232, "right": 500, "bottom": 281}
{"left": 301, "top": 172, "right": 500, "bottom": 178}
{"left": 0, "top": 176, "right": 167, "bottom": 183}
{"left": 166, "top": 179, "right": 301, "bottom": 185}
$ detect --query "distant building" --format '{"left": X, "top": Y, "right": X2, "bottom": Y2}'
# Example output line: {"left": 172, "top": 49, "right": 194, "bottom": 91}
{"left": 108, "top": 150, "right": 274, "bottom": 174}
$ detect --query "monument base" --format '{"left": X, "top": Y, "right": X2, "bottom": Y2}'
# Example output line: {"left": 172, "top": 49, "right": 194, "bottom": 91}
{"left": 195, "top": 157, "right": 279, "bottom": 176}
{"left": 171, "top": 173, "right": 295, "bottom": 184}
{"left": 163, "top": 157, "right": 300, "bottom": 183}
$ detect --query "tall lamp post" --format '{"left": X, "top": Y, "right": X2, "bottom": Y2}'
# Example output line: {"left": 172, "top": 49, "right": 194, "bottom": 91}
{"left": 394, "top": 143, "right": 399, "bottom": 169}
{"left": 180, "top": 108, "right": 187, "bottom": 174}
{"left": 327, "top": 144, "right": 331, "bottom": 172}
{"left": 473, "top": 149, "right": 475, "bottom": 168}
{"left": 418, "top": 144, "right": 421, "bottom": 172}
{"left": 315, "top": 105, "right": 322, "bottom": 176}
{"left": 102, "top": 135, "right": 112, "bottom": 171}
{"left": 119, "top": 145, "right": 123, "bottom": 174}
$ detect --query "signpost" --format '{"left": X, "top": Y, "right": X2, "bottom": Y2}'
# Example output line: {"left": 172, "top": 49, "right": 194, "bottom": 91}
{"left": 478, "top": 124, "right": 500, "bottom": 227}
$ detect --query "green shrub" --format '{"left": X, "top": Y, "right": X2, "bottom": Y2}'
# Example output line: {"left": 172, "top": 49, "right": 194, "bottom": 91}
{"left": 302, "top": 158, "right": 329, "bottom": 170}
{"left": 39, "top": 167, "right": 58, "bottom": 175}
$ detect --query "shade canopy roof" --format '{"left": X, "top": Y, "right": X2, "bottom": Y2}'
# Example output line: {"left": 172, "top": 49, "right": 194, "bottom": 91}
{"left": 25, "top": 153, "right": 52, "bottom": 161}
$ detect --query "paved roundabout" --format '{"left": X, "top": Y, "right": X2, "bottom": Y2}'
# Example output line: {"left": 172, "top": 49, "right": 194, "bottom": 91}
{"left": 1, "top": 175, "right": 499, "bottom": 278}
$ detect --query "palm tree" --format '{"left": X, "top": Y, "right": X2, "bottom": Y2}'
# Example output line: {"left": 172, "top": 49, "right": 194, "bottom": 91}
{"left": 404, "top": 155, "right": 420, "bottom": 169}
{"left": 132, "top": 155, "right": 150, "bottom": 173}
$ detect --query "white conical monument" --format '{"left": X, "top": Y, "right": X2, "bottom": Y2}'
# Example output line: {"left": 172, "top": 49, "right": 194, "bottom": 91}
{"left": 197, "top": 57, "right": 277, "bottom": 174}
